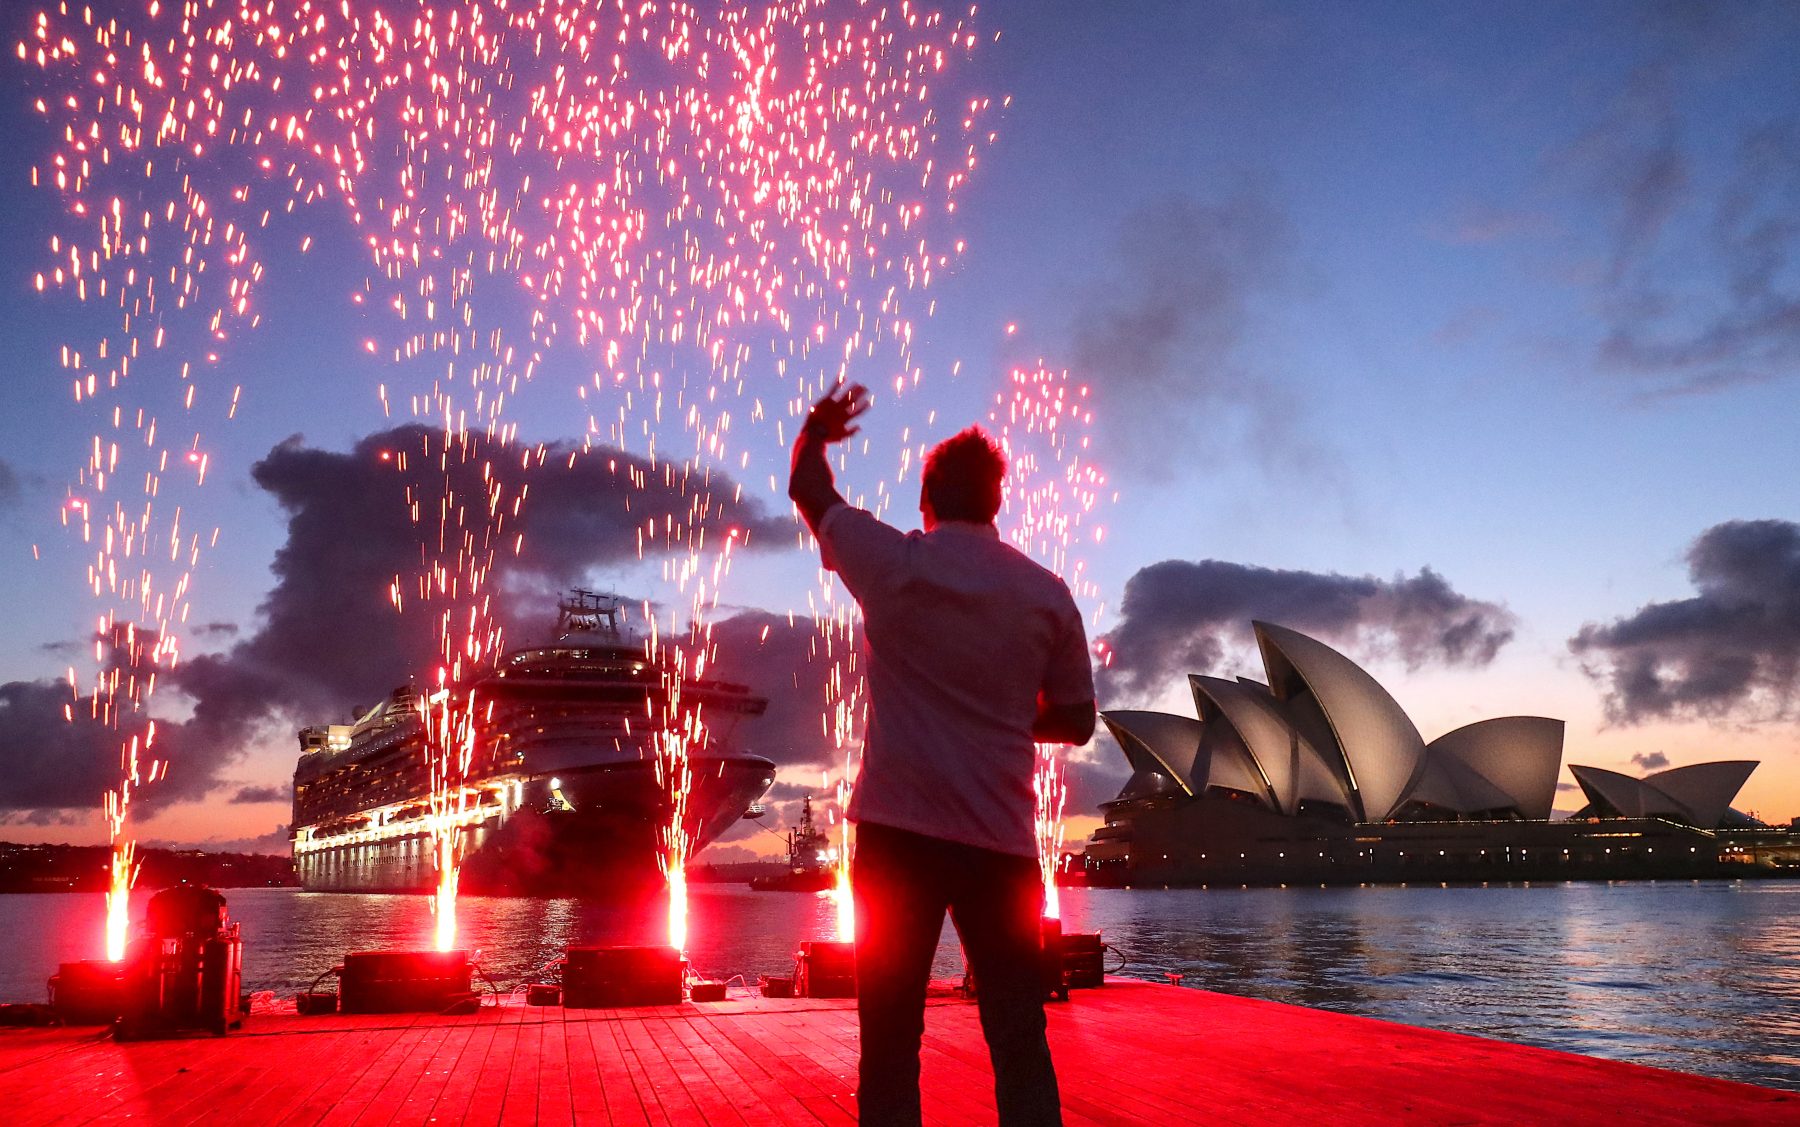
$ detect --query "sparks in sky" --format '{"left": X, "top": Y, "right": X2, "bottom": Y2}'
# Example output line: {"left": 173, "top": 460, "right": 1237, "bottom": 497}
{"left": 23, "top": 0, "right": 995, "bottom": 950}
{"left": 991, "top": 362, "right": 1110, "bottom": 919}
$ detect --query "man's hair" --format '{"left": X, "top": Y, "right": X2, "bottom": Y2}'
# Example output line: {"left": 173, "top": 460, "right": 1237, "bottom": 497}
{"left": 921, "top": 426, "right": 1006, "bottom": 524}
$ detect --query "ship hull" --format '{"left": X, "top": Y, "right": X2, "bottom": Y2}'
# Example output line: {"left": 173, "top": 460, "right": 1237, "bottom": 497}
{"left": 294, "top": 755, "right": 774, "bottom": 896}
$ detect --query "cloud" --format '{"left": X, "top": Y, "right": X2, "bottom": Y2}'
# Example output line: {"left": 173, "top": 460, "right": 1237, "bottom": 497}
{"left": 1098, "top": 559, "right": 1515, "bottom": 704}
{"left": 1569, "top": 6, "right": 1800, "bottom": 396}
{"left": 0, "top": 627, "right": 203, "bottom": 816}
{"left": 0, "top": 425, "right": 787, "bottom": 823}
{"left": 1630, "top": 751, "right": 1671, "bottom": 772}
{"left": 1071, "top": 192, "right": 1334, "bottom": 484}
{"left": 1571, "top": 519, "right": 1800, "bottom": 723}
{"left": 229, "top": 783, "right": 291, "bottom": 804}
{"left": 156, "top": 824, "right": 292, "bottom": 855}
{"left": 709, "top": 611, "right": 849, "bottom": 770}
{"left": 0, "top": 677, "right": 133, "bottom": 812}
{"left": 0, "top": 459, "right": 19, "bottom": 507}
{"left": 694, "top": 843, "right": 766, "bottom": 865}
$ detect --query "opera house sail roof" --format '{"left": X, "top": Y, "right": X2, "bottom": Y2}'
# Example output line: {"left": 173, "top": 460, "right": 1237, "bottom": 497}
{"left": 1098, "top": 622, "right": 1756, "bottom": 830}
{"left": 1569, "top": 761, "right": 1761, "bottom": 828}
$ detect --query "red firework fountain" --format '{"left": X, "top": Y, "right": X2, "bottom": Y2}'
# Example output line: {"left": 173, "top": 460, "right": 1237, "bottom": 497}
{"left": 648, "top": 528, "right": 741, "bottom": 953}
{"left": 993, "top": 364, "right": 1112, "bottom": 915}
{"left": 424, "top": 670, "right": 481, "bottom": 953}
{"left": 1034, "top": 748, "right": 1069, "bottom": 921}
{"left": 96, "top": 625, "right": 173, "bottom": 962}
{"left": 650, "top": 633, "right": 695, "bottom": 954}
{"left": 390, "top": 431, "right": 509, "bottom": 954}
{"left": 832, "top": 776, "right": 856, "bottom": 942}
{"left": 815, "top": 610, "right": 865, "bottom": 945}
{"left": 102, "top": 814, "right": 136, "bottom": 963}
{"left": 101, "top": 734, "right": 143, "bottom": 962}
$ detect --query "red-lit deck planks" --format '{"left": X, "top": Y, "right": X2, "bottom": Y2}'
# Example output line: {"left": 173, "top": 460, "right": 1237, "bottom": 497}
{"left": 2, "top": 980, "right": 1795, "bottom": 1126}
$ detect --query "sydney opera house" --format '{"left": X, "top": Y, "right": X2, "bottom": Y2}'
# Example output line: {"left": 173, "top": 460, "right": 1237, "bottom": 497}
{"left": 1081, "top": 622, "right": 1797, "bottom": 886}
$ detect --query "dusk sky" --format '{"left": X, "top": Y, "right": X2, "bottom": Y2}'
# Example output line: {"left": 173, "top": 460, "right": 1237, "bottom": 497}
{"left": 1, "top": 1, "right": 1797, "bottom": 859}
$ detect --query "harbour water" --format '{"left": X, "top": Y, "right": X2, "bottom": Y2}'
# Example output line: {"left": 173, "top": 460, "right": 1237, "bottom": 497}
{"left": 3, "top": 879, "right": 1796, "bottom": 1091}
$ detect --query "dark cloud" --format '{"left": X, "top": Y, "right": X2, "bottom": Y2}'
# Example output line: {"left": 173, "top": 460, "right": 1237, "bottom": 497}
{"left": 1571, "top": 519, "right": 1800, "bottom": 723}
{"left": 0, "top": 677, "right": 136, "bottom": 812}
{"left": 1630, "top": 751, "right": 1671, "bottom": 772}
{"left": 1098, "top": 559, "right": 1515, "bottom": 704}
{"left": 0, "top": 425, "right": 787, "bottom": 821}
{"left": 1072, "top": 193, "right": 1334, "bottom": 484}
{"left": 230, "top": 784, "right": 291, "bottom": 804}
{"left": 1570, "top": 6, "right": 1800, "bottom": 396}
{"left": 0, "top": 627, "right": 213, "bottom": 816}
{"left": 0, "top": 458, "right": 19, "bottom": 507}
{"left": 709, "top": 611, "right": 847, "bottom": 769}
{"left": 193, "top": 622, "right": 240, "bottom": 639}
{"left": 212, "top": 424, "right": 782, "bottom": 724}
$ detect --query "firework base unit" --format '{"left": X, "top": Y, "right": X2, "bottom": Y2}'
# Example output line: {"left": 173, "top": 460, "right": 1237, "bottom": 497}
{"left": 290, "top": 591, "right": 775, "bottom": 895}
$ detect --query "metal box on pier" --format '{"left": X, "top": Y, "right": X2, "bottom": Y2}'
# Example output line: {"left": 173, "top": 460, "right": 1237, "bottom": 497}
{"left": 562, "top": 945, "right": 685, "bottom": 1007}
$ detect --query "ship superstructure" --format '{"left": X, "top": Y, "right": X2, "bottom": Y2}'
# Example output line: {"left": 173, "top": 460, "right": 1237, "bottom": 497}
{"left": 291, "top": 591, "right": 775, "bottom": 894}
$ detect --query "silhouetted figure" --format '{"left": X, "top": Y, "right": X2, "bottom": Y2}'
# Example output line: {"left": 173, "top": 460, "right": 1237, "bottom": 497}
{"left": 789, "top": 383, "right": 1096, "bottom": 1127}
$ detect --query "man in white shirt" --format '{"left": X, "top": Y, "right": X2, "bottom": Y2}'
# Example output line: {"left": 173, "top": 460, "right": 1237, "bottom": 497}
{"left": 789, "top": 382, "right": 1096, "bottom": 1127}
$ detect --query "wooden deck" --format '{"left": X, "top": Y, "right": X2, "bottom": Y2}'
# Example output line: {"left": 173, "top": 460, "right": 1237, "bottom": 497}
{"left": 2, "top": 979, "right": 1794, "bottom": 1126}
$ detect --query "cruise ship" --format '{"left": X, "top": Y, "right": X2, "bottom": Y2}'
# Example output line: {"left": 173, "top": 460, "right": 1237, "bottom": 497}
{"left": 291, "top": 591, "right": 776, "bottom": 895}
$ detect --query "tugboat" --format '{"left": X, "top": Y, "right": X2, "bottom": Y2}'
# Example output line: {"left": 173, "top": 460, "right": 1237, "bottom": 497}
{"left": 749, "top": 795, "right": 839, "bottom": 892}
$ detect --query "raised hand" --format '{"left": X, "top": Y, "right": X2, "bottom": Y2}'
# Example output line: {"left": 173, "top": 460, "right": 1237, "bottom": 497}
{"left": 803, "top": 382, "right": 871, "bottom": 444}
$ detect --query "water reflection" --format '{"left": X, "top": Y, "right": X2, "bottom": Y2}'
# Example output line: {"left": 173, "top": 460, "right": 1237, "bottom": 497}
{"left": 1056, "top": 881, "right": 1799, "bottom": 1090}
{"left": 1, "top": 880, "right": 1794, "bottom": 1090}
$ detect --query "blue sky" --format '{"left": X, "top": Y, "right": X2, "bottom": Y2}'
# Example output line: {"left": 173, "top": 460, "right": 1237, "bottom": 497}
{"left": 1, "top": 1, "right": 1797, "bottom": 852}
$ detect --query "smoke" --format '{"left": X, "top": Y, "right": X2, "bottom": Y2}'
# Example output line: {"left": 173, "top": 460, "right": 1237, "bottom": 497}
{"left": 229, "top": 784, "right": 291, "bottom": 804}
{"left": 0, "top": 424, "right": 787, "bottom": 821}
{"left": 1072, "top": 193, "right": 1336, "bottom": 484}
{"left": 0, "top": 458, "right": 20, "bottom": 507}
{"left": 1631, "top": 751, "right": 1671, "bottom": 772}
{"left": 0, "top": 678, "right": 151, "bottom": 815}
{"left": 0, "top": 623, "right": 218, "bottom": 817}
{"left": 1099, "top": 558, "right": 1515, "bottom": 704}
{"left": 1569, "top": 4, "right": 1800, "bottom": 396}
{"left": 1571, "top": 519, "right": 1800, "bottom": 722}
{"left": 710, "top": 611, "right": 852, "bottom": 769}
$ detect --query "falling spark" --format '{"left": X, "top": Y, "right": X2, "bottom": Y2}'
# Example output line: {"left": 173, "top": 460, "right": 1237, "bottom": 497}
{"left": 22, "top": 0, "right": 996, "bottom": 952}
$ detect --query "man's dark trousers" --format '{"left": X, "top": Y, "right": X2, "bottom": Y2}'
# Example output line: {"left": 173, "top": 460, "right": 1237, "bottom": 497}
{"left": 852, "top": 822, "right": 1061, "bottom": 1127}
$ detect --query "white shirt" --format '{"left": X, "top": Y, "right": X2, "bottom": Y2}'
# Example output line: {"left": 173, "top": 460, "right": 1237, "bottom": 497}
{"left": 817, "top": 503, "right": 1095, "bottom": 857}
